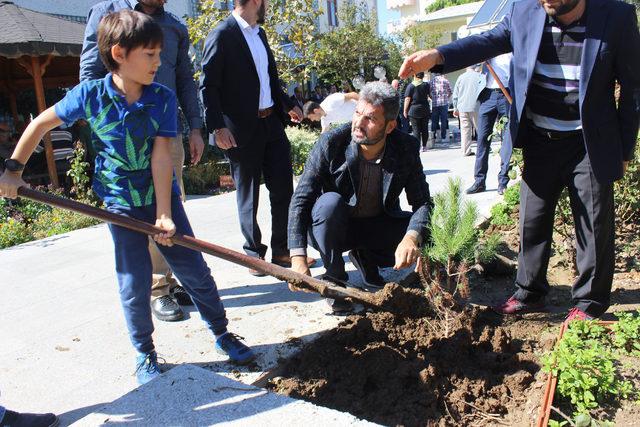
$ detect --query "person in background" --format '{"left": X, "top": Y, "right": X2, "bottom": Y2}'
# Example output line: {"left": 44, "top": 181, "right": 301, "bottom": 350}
{"left": 466, "top": 53, "right": 513, "bottom": 195}
{"left": 429, "top": 72, "right": 452, "bottom": 144}
{"left": 452, "top": 65, "right": 485, "bottom": 156}
{"left": 403, "top": 72, "right": 431, "bottom": 151}
{"left": 302, "top": 91, "right": 358, "bottom": 133}
{"left": 310, "top": 85, "right": 324, "bottom": 103}
{"left": 290, "top": 86, "right": 305, "bottom": 110}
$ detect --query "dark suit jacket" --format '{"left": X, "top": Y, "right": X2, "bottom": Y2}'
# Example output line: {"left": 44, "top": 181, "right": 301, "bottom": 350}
{"left": 199, "top": 14, "right": 295, "bottom": 147}
{"left": 433, "top": 0, "right": 640, "bottom": 182}
{"left": 288, "top": 124, "right": 432, "bottom": 251}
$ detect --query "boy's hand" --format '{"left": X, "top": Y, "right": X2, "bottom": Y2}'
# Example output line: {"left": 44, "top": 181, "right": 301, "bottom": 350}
{"left": 0, "top": 170, "right": 28, "bottom": 199}
{"left": 154, "top": 216, "right": 176, "bottom": 247}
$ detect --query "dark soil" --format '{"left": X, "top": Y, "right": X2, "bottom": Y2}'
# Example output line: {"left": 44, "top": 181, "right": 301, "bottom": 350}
{"left": 268, "top": 302, "right": 549, "bottom": 426}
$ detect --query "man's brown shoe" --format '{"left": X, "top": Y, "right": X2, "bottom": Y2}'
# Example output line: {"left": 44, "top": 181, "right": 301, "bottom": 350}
{"left": 271, "top": 254, "right": 317, "bottom": 268}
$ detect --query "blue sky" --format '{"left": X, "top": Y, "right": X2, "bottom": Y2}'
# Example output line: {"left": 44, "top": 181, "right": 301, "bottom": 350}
{"left": 377, "top": 0, "right": 400, "bottom": 35}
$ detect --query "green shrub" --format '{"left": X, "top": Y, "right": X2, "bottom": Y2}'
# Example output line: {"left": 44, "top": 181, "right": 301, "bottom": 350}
{"left": 615, "top": 148, "right": 640, "bottom": 224}
{"left": 489, "top": 182, "right": 520, "bottom": 227}
{"left": 32, "top": 208, "right": 100, "bottom": 239}
{"left": 611, "top": 311, "right": 640, "bottom": 355}
{"left": 286, "top": 126, "right": 319, "bottom": 176}
{"left": 182, "top": 160, "right": 229, "bottom": 195}
{"left": 0, "top": 218, "right": 33, "bottom": 248}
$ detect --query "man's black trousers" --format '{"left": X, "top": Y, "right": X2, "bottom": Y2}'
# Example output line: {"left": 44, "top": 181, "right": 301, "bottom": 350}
{"left": 227, "top": 114, "right": 293, "bottom": 259}
{"left": 307, "top": 192, "right": 410, "bottom": 280}
{"left": 514, "top": 130, "right": 615, "bottom": 317}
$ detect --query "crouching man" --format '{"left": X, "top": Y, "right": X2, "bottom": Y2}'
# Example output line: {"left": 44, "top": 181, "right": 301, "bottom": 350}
{"left": 287, "top": 82, "right": 433, "bottom": 314}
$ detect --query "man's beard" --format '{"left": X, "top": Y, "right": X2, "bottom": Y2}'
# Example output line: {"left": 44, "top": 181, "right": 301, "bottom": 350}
{"left": 540, "top": 0, "right": 580, "bottom": 16}
{"left": 257, "top": 2, "right": 266, "bottom": 24}
{"left": 352, "top": 125, "right": 386, "bottom": 146}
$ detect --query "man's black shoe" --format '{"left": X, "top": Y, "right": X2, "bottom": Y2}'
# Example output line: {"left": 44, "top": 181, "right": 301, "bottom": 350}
{"left": 464, "top": 151, "right": 475, "bottom": 156}
{"left": 170, "top": 284, "right": 194, "bottom": 306}
{"left": 151, "top": 295, "right": 184, "bottom": 322}
{"left": 1, "top": 410, "right": 59, "bottom": 427}
{"left": 497, "top": 186, "right": 506, "bottom": 195}
{"left": 325, "top": 298, "right": 354, "bottom": 315}
{"left": 348, "top": 250, "right": 385, "bottom": 290}
{"left": 465, "top": 183, "right": 486, "bottom": 194}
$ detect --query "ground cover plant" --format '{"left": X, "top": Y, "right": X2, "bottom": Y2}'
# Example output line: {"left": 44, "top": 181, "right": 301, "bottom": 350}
{"left": 0, "top": 144, "right": 101, "bottom": 249}
{"left": 543, "top": 312, "right": 640, "bottom": 426}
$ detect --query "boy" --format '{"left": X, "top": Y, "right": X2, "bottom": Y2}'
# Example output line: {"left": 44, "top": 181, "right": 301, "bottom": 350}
{"left": 0, "top": 10, "right": 254, "bottom": 385}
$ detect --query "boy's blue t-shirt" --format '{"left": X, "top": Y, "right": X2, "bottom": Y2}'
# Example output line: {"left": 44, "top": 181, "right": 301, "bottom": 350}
{"left": 55, "top": 74, "right": 178, "bottom": 207}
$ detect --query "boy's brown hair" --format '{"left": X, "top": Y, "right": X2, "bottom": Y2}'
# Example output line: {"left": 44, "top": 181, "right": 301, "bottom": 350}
{"left": 97, "top": 9, "right": 163, "bottom": 72}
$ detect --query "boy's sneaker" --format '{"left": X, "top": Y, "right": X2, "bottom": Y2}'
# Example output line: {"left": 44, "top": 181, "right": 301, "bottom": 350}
{"left": 565, "top": 307, "right": 594, "bottom": 323}
{"left": 1, "top": 410, "right": 59, "bottom": 427}
{"left": 493, "top": 296, "right": 547, "bottom": 315}
{"left": 215, "top": 333, "right": 255, "bottom": 365}
{"left": 348, "top": 250, "right": 384, "bottom": 290}
{"left": 135, "top": 351, "right": 162, "bottom": 385}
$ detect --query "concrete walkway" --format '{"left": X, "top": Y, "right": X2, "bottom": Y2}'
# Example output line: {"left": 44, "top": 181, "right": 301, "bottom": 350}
{"left": 0, "top": 136, "right": 505, "bottom": 425}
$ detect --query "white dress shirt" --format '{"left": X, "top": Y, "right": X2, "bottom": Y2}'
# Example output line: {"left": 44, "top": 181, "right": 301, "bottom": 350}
{"left": 232, "top": 12, "right": 273, "bottom": 109}
{"left": 485, "top": 53, "right": 512, "bottom": 89}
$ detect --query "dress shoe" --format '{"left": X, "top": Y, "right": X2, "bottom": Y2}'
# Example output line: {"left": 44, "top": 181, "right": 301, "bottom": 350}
{"left": 465, "top": 183, "right": 486, "bottom": 194}
{"left": 493, "top": 296, "right": 547, "bottom": 315}
{"left": 151, "top": 295, "right": 184, "bottom": 321}
{"left": 348, "top": 249, "right": 385, "bottom": 290}
{"left": 565, "top": 307, "right": 594, "bottom": 323}
{"left": 0, "top": 410, "right": 59, "bottom": 427}
{"left": 464, "top": 151, "right": 475, "bottom": 156}
{"left": 497, "top": 186, "right": 506, "bottom": 195}
{"left": 170, "top": 284, "right": 193, "bottom": 306}
{"left": 325, "top": 298, "right": 354, "bottom": 315}
{"left": 271, "top": 254, "right": 317, "bottom": 268}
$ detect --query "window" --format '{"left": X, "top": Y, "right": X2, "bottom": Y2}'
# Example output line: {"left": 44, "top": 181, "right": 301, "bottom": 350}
{"left": 327, "top": 0, "right": 338, "bottom": 27}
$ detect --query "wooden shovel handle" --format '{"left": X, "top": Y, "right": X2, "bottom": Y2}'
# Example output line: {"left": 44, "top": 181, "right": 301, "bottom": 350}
{"left": 16, "top": 187, "right": 380, "bottom": 306}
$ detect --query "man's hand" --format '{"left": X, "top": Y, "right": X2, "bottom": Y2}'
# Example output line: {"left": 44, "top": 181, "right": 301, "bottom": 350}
{"left": 214, "top": 128, "right": 236, "bottom": 150}
{"left": 154, "top": 216, "right": 176, "bottom": 247}
{"left": 453, "top": 110, "right": 459, "bottom": 118}
{"left": 289, "top": 255, "right": 312, "bottom": 292}
{"left": 0, "top": 170, "right": 27, "bottom": 199}
{"left": 394, "top": 234, "right": 420, "bottom": 270}
{"left": 623, "top": 161, "right": 629, "bottom": 175}
{"left": 398, "top": 49, "right": 444, "bottom": 79}
{"left": 289, "top": 106, "right": 303, "bottom": 123}
{"left": 188, "top": 129, "right": 205, "bottom": 165}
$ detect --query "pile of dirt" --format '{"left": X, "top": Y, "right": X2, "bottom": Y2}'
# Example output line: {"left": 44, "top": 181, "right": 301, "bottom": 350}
{"left": 268, "top": 303, "right": 544, "bottom": 426}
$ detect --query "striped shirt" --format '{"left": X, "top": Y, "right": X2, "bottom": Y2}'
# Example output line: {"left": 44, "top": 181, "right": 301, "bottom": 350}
{"left": 526, "top": 13, "right": 586, "bottom": 131}
{"left": 430, "top": 75, "right": 452, "bottom": 107}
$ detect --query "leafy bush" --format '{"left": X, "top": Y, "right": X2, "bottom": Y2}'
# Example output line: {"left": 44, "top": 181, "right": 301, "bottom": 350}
{"left": 286, "top": 126, "right": 318, "bottom": 176}
{"left": 615, "top": 148, "right": 640, "bottom": 224}
{"left": 543, "top": 321, "right": 632, "bottom": 416}
{"left": 182, "top": 160, "right": 229, "bottom": 195}
{"left": 32, "top": 208, "right": 100, "bottom": 239}
{"left": 489, "top": 181, "right": 520, "bottom": 227}
{"left": 0, "top": 218, "right": 33, "bottom": 248}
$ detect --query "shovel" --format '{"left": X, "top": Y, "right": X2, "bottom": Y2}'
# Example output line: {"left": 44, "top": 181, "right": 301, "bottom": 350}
{"left": 16, "top": 187, "right": 383, "bottom": 308}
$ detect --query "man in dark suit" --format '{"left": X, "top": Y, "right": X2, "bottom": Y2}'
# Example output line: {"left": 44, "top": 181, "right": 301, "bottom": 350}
{"left": 288, "top": 82, "right": 432, "bottom": 314}
{"left": 200, "top": 0, "right": 313, "bottom": 274}
{"left": 399, "top": 0, "right": 640, "bottom": 320}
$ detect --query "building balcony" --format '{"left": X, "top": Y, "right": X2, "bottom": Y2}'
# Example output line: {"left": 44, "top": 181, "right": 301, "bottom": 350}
{"left": 387, "top": 0, "right": 415, "bottom": 10}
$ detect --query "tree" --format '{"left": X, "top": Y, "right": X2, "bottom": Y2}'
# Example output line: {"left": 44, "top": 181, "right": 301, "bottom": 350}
{"left": 312, "top": 2, "right": 404, "bottom": 85}
{"left": 187, "top": 0, "right": 321, "bottom": 89}
{"left": 401, "top": 22, "right": 445, "bottom": 53}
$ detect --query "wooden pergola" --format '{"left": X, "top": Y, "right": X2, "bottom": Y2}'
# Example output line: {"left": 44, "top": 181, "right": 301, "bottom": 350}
{"left": 0, "top": 1, "right": 85, "bottom": 187}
